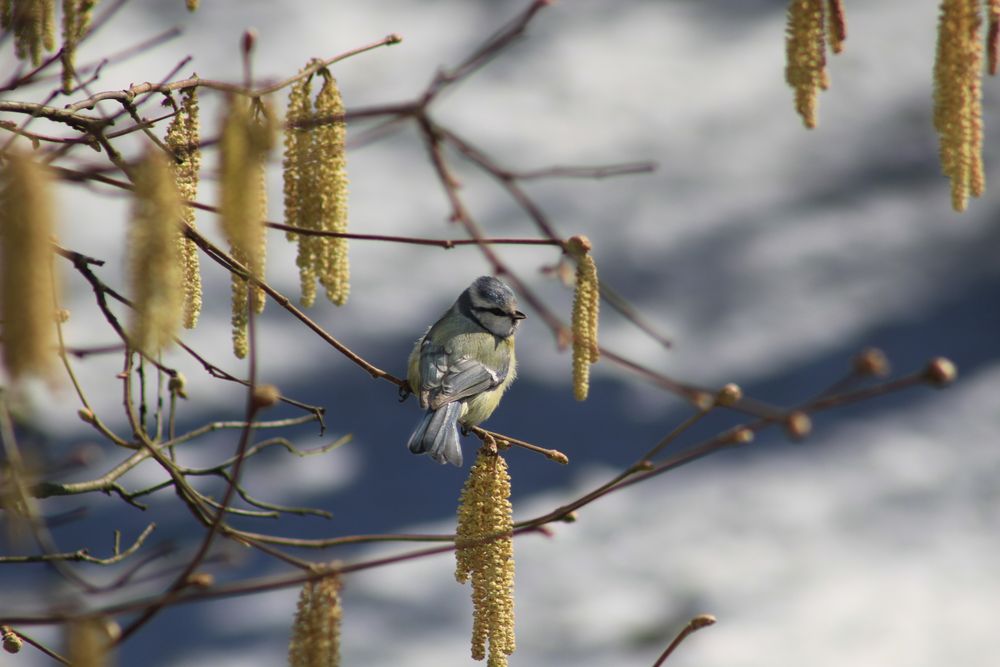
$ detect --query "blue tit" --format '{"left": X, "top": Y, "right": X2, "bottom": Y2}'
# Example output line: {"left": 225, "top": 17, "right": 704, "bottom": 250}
{"left": 406, "top": 276, "right": 526, "bottom": 466}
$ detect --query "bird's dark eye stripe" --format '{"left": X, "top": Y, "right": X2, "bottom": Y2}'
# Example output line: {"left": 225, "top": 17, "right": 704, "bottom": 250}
{"left": 474, "top": 306, "right": 511, "bottom": 317}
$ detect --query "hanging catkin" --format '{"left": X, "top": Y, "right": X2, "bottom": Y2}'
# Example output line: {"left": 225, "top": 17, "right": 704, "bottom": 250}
{"left": 933, "top": 0, "right": 986, "bottom": 211}
{"left": 60, "top": 0, "right": 97, "bottom": 93}
{"left": 127, "top": 150, "right": 184, "bottom": 356}
{"left": 282, "top": 65, "right": 350, "bottom": 307}
{"left": 567, "top": 235, "right": 599, "bottom": 402}
{"left": 0, "top": 152, "right": 60, "bottom": 381}
{"left": 314, "top": 69, "right": 350, "bottom": 306}
{"left": 456, "top": 447, "right": 516, "bottom": 666}
{"left": 218, "top": 97, "right": 273, "bottom": 358}
{"left": 165, "top": 87, "right": 203, "bottom": 329}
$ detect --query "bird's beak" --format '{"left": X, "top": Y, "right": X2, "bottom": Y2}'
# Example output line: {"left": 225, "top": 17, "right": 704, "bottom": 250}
{"left": 513, "top": 310, "right": 526, "bottom": 320}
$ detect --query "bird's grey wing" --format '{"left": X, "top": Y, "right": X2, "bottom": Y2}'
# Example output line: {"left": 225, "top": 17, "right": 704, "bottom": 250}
{"left": 428, "top": 357, "right": 504, "bottom": 409}
{"left": 419, "top": 339, "right": 507, "bottom": 409}
{"left": 416, "top": 338, "right": 449, "bottom": 408}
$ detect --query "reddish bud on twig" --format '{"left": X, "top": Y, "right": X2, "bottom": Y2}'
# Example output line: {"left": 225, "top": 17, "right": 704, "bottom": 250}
{"left": 690, "top": 613, "right": 716, "bottom": 629}
{"left": 691, "top": 391, "right": 715, "bottom": 412}
{"left": 715, "top": 383, "right": 743, "bottom": 407}
{"left": 728, "top": 428, "right": 754, "bottom": 445}
{"left": 924, "top": 357, "right": 957, "bottom": 387}
{"left": 1, "top": 626, "right": 22, "bottom": 654}
{"left": 784, "top": 411, "right": 812, "bottom": 440}
{"left": 186, "top": 572, "right": 214, "bottom": 588}
{"left": 252, "top": 384, "right": 281, "bottom": 409}
{"left": 168, "top": 373, "right": 188, "bottom": 399}
{"left": 546, "top": 450, "right": 570, "bottom": 465}
{"left": 242, "top": 29, "right": 258, "bottom": 56}
{"left": 853, "top": 347, "right": 890, "bottom": 377}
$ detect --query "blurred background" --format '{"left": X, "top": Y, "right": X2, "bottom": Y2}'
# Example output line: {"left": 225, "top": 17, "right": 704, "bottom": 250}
{"left": 2, "top": 1, "right": 999, "bottom": 665}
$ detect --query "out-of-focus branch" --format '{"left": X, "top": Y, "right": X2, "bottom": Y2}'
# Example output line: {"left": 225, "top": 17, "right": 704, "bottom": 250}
{"left": 62, "top": 33, "right": 402, "bottom": 113}
{"left": 31, "top": 416, "right": 325, "bottom": 503}
{"left": 4, "top": 628, "right": 71, "bottom": 666}
{"left": 0, "top": 524, "right": 156, "bottom": 565}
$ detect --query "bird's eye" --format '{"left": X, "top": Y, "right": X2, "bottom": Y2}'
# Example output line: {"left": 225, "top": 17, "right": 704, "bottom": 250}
{"left": 489, "top": 307, "right": 507, "bottom": 317}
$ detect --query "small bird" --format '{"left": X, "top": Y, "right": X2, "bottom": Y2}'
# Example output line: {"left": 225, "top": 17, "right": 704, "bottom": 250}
{"left": 406, "top": 276, "right": 526, "bottom": 466}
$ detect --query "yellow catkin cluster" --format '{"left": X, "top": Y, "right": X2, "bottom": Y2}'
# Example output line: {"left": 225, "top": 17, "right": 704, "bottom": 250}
{"left": 988, "top": 0, "right": 1000, "bottom": 74}
{"left": 784, "top": 0, "right": 847, "bottom": 128}
{"left": 0, "top": 153, "right": 59, "bottom": 382}
{"left": 1, "top": 463, "right": 31, "bottom": 544}
{"left": 825, "top": 0, "right": 846, "bottom": 54}
{"left": 282, "top": 66, "right": 350, "bottom": 307}
{"left": 60, "top": 0, "right": 97, "bottom": 93}
{"left": 66, "top": 617, "right": 111, "bottom": 667}
{"left": 185, "top": 0, "right": 197, "bottom": 10}
{"left": 455, "top": 448, "right": 516, "bottom": 666}
{"left": 219, "top": 98, "right": 273, "bottom": 358}
{"left": 288, "top": 574, "right": 343, "bottom": 667}
{"left": 1, "top": 0, "right": 55, "bottom": 66}
{"left": 567, "top": 235, "right": 599, "bottom": 402}
{"left": 230, "top": 262, "right": 249, "bottom": 358}
{"left": 934, "top": 0, "right": 986, "bottom": 212}
{"left": 127, "top": 150, "right": 183, "bottom": 356}
{"left": 282, "top": 72, "right": 314, "bottom": 302}
{"left": 251, "top": 155, "right": 268, "bottom": 315}
{"left": 234, "top": 126, "right": 271, "bottom": 343}
{"left": 165, "top": 87, "right": 202, "bottom": 329}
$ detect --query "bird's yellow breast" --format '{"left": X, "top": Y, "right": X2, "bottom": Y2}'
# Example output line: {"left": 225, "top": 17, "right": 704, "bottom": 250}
{"left": 461, "top": 341, "right": 516, "bottom": 426}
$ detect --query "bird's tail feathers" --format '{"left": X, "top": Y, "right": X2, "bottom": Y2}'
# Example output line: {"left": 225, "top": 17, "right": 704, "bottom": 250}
{"left": 407, "top": 402, "right": 463, "bottom": 466}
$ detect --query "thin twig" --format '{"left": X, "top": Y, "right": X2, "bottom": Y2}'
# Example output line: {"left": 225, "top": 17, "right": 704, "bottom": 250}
{"left": 64, "top": 34, "right": 402, "bottom": 113}
{"left": 10, "top": 629, "right": 71, "bottom": 665}
{"left": 266, "top": 221, "right": 563, "bottom": 247}
{"left": 117, "top": 251, "right": 266, "bottom": 642}
{"left": 651, "top": 614, "right": 716, "bottom": 667}
{"left": 0, "top": 524, "right": 157, "bottom": 565}
{"left": 472, "top": 427, "right": 569, "bottom": 464}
